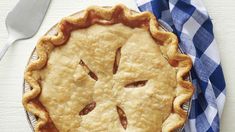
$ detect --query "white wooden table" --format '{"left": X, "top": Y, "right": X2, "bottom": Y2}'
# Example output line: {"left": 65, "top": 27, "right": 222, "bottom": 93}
{"left": 0, "top": 0, "right": 234, "bottom": 131}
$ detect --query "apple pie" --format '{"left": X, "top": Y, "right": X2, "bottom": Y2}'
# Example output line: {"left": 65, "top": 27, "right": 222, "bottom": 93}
{"left": 23, "top": 4, "right": 194, "bottom": 132}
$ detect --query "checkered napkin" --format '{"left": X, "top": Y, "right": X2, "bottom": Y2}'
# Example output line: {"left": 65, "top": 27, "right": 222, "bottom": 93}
{"left": 135, "top": 0, "right": 226, "bottom": 131}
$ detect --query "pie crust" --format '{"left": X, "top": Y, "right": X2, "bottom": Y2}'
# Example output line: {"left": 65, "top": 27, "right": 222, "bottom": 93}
{"left": 23, "top": 4, "right": 194, "bottom": 132}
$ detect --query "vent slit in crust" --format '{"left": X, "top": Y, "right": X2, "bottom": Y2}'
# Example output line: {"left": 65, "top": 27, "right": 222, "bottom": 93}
{"left": 116, "top": 106, "right": 128, "bottom": 129}
{"left": 79, "top": 101, "right": 96, "bottom": 116}
{"left": 79, "top": 60, "right": 98, "bottom": 81}
{"left": 113, "top": 47, "right": 121, "bottom": 74}
{"left": 124, "top": 80, "right": 148, "bottom": 88}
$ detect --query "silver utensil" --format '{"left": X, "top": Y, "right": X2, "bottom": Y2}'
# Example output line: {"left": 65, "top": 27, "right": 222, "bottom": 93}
{"left": 0, "top": 0, "right": 51, "bottom": 60}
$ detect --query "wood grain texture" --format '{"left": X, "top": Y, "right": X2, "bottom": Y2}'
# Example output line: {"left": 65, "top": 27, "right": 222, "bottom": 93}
{"left": 0, "top": 0, "right": 234, "bottom": 131}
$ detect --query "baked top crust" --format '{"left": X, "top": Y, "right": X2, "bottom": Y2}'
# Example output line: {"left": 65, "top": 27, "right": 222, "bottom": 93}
{"left": 23, "top": 4, "right": 194, "bottom": 132}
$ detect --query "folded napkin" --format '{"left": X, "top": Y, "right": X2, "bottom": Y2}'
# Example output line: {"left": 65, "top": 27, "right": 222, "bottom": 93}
{"left": 135, "top": 0, "right": 226, "bottom": 131}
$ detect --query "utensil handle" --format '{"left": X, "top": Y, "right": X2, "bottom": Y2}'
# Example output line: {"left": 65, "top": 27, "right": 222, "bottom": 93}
{"left": 0, "top": 37, "right": 16, "bottom": 61}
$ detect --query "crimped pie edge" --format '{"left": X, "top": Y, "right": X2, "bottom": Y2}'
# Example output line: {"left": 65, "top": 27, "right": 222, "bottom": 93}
{"left": 23, "top": 4, "right": 194, "bottom": 132}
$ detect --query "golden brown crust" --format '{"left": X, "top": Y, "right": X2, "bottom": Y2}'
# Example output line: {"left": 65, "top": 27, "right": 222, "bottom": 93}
{"left": 23, "top": 4, "right": 194, "bottom": 132}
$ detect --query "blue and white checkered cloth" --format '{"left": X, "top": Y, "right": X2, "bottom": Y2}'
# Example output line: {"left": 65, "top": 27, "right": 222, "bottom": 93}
{"left": 135, "top": 0, "right": 226, "bottom": 131}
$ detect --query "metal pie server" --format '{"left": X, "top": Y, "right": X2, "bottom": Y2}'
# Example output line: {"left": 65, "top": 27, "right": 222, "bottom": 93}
{"left": 0, "top": 0, "right": 51, "bottom": 60}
